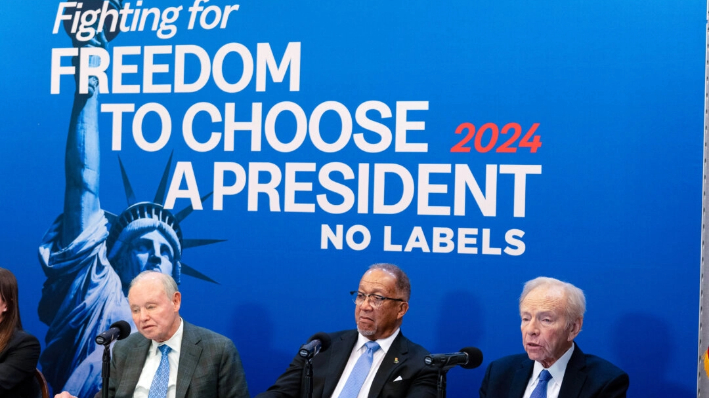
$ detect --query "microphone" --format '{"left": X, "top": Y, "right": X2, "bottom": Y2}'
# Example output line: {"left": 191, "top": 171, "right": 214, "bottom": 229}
{"left": 424, "top": 347, "right": 483, "bottom": 370}
{"left": 95, "top": 320, "right": 131, "bottom": 345}
{"left": 299, "top": 332, "right": 332, "bottom": 359}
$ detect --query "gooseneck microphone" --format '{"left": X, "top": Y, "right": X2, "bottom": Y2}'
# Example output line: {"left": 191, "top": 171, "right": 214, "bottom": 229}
{"left": 95, "top": 320, "right": 131, "bottom": 345}
{"left": 300, "top": 332, "right": 332, "bottom": 398}
{"left": 424, "top": 346, "right": 484, "bottom": 370}
{"left": 299, "top": 332, "right": 332, "bottom": 359}
{"left": 98, "top": 321, "right": 131, "bottom": 398}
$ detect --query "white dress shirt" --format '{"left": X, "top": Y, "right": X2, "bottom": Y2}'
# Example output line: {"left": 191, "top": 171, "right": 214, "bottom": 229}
{"left": 522, "top": 343, "right": 575, "bottom": 398}
{"left": 330, "top": 329, "right": 400, "bottom": 398}
{"left": 133, "top": 319, "right": 184, "bottom": 398}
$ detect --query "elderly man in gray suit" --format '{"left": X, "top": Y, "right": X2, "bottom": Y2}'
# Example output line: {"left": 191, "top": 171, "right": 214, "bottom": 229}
{"left": 55, "top": 271, "right": 249, "bottom": 398}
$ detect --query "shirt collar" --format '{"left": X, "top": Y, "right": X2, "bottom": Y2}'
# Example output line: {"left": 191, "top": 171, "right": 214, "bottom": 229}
{"left": 355, "top": 328, "right": 400, "bottom": 354}
{"left": 532, "top": 342, "right": 575, "bottom": 385}
{"left": 151, "top": 317, "right": 184, "bottom": 356}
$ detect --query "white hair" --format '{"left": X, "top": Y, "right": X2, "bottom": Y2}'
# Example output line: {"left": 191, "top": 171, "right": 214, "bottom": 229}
{"left": 130, "top": 270, "right": 179, "bottom": 299}
{"left": 519, "top": 276, "right": 586, "bottom": 328}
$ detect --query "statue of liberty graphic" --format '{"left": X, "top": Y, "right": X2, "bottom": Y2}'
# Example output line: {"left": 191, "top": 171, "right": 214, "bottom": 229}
{"left": 38, "top": 2, "right": 219, "bottom": 396}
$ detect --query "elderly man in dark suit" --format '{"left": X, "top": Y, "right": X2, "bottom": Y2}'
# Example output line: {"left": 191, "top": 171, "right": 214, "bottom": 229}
{"left": 479, "top": 277, "right": 629, "bottom": 398}
{"left": 256, "top": 263, "right": 436, "bottom": 398}
{"left": 55, "top": 271, "right": 249, "bottom": 398}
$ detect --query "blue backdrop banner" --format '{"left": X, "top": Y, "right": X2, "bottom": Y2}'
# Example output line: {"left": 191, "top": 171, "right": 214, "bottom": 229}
{"left": 0, "top": 1, "right": 703, "bottom": 397}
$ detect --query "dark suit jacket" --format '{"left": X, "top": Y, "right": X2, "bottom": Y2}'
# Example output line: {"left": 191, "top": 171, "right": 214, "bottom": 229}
{"left": 0, "top": 329, "right": 41, "bottom": 398}
{"left": 102, "top": 321, "right": 249, "bottom": 398}
{"left": 255, "top": 330, "right": 437, "bottom": 398}
{"left": 479, "top": 344, "right": 629, "bottom": 398}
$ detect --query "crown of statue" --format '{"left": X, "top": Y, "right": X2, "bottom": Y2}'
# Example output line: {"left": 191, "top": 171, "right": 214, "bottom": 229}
{"left": 106, "top": 201, "right": 183, "bottom": 263}
{"left": 104, "top": 153, "right": 219, "bottom": 285}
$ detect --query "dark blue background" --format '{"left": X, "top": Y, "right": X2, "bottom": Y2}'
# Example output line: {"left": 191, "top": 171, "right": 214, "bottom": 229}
{"left": 0, "top": 1, "right": 703, "bottom": 396}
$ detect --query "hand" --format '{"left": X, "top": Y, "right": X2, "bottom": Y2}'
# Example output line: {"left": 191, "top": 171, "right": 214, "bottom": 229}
{"left": 54, "top": 392, "right": 78, "bottom": 398}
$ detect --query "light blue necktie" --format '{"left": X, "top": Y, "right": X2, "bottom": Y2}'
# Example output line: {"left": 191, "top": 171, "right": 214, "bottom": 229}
{"left": 148, "top": 345, "right": 171, "bottom": 398}
{"left": 530, "top": 369, "right": 553, "bottom": 398}
{"left": 338, "top": 341, "right": 381, "bottom": 398}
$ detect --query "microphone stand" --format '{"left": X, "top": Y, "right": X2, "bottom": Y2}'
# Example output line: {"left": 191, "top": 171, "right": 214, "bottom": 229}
{"left": 300, "top": 357, "right": 314, "bottom": 398}
{"left": 426, "top": 357, "right": 461, "bottom": 398}
{"left": 435, "top": 368, "right": 448, "bottom": 398}
{"left": 101, "top": 344, "right": 111, "bottom": 398}
{"left": 426, "top": 349, "right": 481, "bottom": 398}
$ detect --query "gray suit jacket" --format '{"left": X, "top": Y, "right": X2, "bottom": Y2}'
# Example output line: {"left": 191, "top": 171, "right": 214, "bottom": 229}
{"left": 101, "top": 321, "right": 249, "bottom": 398}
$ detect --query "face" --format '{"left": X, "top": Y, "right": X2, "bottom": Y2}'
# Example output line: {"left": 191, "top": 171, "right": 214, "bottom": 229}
{"left": 128, "top": 276, "right": 181, "bottom": 342}
{"left": 118, "top": 230, "right": 175, "bottom": 284}
{"left": 355, "top": 269, "right": 409, "bottom": 341}
{"left": 0, "top": 294, "right": 6, "bottom": 324}
{"left": 520, "top": 286, "right": 582, "bottom": 368}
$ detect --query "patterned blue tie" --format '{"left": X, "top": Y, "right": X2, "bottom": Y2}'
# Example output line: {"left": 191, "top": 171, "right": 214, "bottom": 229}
{"left": 530, "top": 369, "right": 553, "bottom": 398}
{"left": 148, "top": 345, "right": 171, "bottom": 398}
{"left": 338, "top": 341, "right": 381, "bottom": 398}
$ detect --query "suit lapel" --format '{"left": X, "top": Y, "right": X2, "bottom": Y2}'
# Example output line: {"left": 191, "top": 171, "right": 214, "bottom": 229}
{"left": 0, "top": 331, "right": 20, "bottom": 361}
{"left": 510, "top": 359, "right": 534, "bottom": 398}
{"left": 117, "top": 337, "right": 151, "bottom": 397}
{"left": 322, "top": 331, "right": 359, "bottom": 398}
{"left": 368, "top": 333, "right": 408, "bottom": 398}
{"left": 175, "top": 322, "right": 203, "bottom": 398}
{"left": 558, "top": 345, "right": 587, "bottom": 398}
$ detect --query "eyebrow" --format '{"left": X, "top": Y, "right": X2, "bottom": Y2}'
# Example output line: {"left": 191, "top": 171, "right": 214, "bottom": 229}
{"left": 520, "top": 310, "right": 555, "bottom": 316}
{"left": 359, "top": 289, "right": 387, "bottom": 295}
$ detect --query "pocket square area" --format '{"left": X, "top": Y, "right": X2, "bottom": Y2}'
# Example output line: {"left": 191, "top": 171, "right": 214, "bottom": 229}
{"left": 393, "top": 376, "right": 403, "bottom": 382}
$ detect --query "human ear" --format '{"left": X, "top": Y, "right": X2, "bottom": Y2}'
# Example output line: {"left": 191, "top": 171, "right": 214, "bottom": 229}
{"left": 397, "top": 301, "right": 409, "bottom": 319}
{"left": 567, "top": 318, "right": 583, "bottom": 341}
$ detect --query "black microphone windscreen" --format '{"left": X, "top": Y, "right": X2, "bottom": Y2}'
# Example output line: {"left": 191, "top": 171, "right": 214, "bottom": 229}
{"left": 111, "top": 320, "right": 132, "bottom": 340}
{"left": 308, "top": 332, "right": 332, "bottom": 352}
{"left": 459, "top": 347, "right": 483, "bottom": 369}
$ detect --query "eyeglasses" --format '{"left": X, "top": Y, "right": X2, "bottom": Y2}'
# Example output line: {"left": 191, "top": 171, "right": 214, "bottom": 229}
{"left": 350, "top": 291, "right": 406, "bottom": 308}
